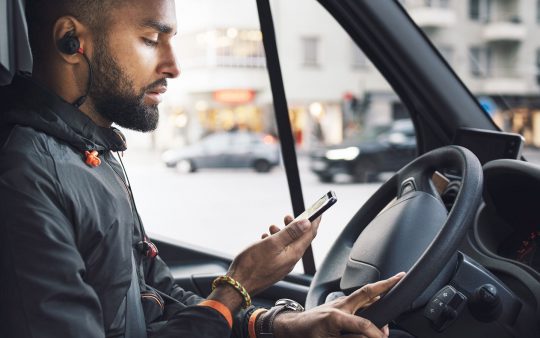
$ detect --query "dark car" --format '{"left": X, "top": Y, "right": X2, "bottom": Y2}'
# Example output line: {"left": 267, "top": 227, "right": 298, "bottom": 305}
{"left": 310, "top": 119, "right": 416, "bottom": 183}
{"left": 162, "top": 131, "right": 280, "bottom": 173}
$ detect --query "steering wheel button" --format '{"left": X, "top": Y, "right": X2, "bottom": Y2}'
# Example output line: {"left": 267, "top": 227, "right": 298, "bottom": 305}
{"left": 399, "top": 177, "right": 417, "bottom": 197}
{"left": 436, "top": 286, "right": 456, "bottom": 303}
{"left": 424, "top": 297, "right": 445, "bottom": 321}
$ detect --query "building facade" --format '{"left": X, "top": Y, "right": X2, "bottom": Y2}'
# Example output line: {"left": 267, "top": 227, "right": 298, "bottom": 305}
{"left": 149, "top": 0, "right": 540, "bottom": 151}
{"left": 405, "top": 0, "right": 540, "bottom": 146}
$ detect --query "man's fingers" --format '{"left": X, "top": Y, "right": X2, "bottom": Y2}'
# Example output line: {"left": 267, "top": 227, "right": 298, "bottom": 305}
{"left": 262, "top": 233, "right": 269, "bottom": 239}
{"left": 382, "top": 325, "right": 389, "bottom": 336}
{"left": 281, "top": 216, "right": 323, "bottom": 258}
{"left": 344, "top": 272, "right": 406, "bottom": 312}
{"left": 269, "top": 225, "right": 281, "bottom": 234}
{"left": 270, "top": 219, "right": 312, "bottom": 247}
{"left": 310, "top": 215, "right": 322, "bottom": 234}
{"left": 361, "top": 296, "right": 380, "bottom": 309}
{"left": 270, "top": 214, "right": 321, "bottom": 255}
{"left": 284, "top": 214, "right": 293, "bottom": 225}
{"left": 336, "top": 313, "right": 387, "bottom": 338}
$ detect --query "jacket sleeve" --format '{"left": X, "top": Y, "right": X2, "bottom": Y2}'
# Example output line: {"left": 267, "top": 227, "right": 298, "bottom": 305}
{"left": 143, "top": 253, "right": 259, "bottom": 338}
{"left": 0, "top": 152, "right": 105, "bottom": 338}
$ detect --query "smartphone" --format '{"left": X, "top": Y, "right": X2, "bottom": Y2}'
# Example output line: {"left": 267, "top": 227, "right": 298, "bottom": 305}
{"left": 293, "top": 191, "right": 337, "bottom": 223}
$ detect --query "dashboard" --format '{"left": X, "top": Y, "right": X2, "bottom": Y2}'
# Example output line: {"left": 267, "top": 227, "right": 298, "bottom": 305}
{"left": 472, "top": 159, "right": 540, "bottom": 278}
{"left": 396, "top": 157, "right": 540, "bottom": 337}
{"left": 462, "top": 159, "right": 540, "bottom": 338}
{"left": 498, "top": 225, "right": 540, "bottom": 271}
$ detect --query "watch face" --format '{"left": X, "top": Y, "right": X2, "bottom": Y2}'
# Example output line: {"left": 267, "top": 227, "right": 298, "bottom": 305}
{"left": 275, "top": 298, "right": 304, "bottom": 312}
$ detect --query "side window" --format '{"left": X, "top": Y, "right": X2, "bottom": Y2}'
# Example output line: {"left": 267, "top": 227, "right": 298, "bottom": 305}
{"left": 123, "top": 0, "right": 421, "bottom": 271}
{"left": 122, "top": 0, "right": 293, "bottom": 266}
{"left": 202, "top": 133, "right": 231, "bottom": 151}
{"left": 272, "top": 0, "right": 417, "bottom": 265}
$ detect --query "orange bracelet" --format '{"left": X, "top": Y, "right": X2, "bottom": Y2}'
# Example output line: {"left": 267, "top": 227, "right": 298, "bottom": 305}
{"left": 248, "top": 308, "right": 268, "bottom": 338}
{"left": 198, "top": 300, "right": 233, "bottom": 328}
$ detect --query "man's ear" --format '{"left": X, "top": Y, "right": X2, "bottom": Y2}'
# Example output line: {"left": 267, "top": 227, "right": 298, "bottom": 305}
{"left": 52, "top": 16, "right": 90, "bottom": 64}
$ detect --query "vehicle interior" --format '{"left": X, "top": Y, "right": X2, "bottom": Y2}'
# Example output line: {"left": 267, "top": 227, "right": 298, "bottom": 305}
{"left": 2, "top": 0, "right": 540, "bottom": 337}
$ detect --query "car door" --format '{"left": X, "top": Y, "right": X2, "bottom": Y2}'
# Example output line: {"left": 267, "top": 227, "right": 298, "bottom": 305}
{"left": 227, "top": 132, "right": 256, "bottom": 168}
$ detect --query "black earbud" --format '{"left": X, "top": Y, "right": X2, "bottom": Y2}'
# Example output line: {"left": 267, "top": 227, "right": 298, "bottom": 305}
{"left": 58, "top": 31, "right": 81, "bottom": 55}
{"left": 56, "top": 31, "right": 92, "bottom": 107}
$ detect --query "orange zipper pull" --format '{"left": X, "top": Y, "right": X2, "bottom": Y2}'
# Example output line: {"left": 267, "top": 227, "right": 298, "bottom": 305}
{"left": 85, "top": 150, "right": 101, "bottom": 167}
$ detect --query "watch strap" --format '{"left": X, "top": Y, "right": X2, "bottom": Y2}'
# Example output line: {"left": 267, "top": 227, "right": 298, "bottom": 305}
{"left": 257, "top": 299, "right": 304, "bottom": 337}
{"left": 258, "top": 305, "right": 286, "bottom": 337}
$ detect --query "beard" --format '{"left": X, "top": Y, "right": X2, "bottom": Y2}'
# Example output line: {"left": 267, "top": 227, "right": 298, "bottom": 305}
{"left": 88, "top": 37, "right": 164, "bottom": 132}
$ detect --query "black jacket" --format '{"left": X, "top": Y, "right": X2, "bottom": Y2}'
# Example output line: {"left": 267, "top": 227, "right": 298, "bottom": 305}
{"left": 0, "top": 74, "right": 254, "bottom": 337}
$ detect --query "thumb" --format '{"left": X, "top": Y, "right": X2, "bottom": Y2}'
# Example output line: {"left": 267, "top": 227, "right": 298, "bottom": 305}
{"left": 273, "top": 219, "right": 311, "bottom": 246}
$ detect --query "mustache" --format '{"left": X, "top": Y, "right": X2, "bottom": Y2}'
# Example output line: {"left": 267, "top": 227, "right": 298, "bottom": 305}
{"left": 143, "top": 78, "right": 168, "bottom": 92}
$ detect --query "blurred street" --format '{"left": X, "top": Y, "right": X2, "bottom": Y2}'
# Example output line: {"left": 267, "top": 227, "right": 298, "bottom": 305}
{"left": 121, "top": 146, "right": 540, "bottom": 271}
{"left": 121, "top": 150, "right": 380, "bottom": 268}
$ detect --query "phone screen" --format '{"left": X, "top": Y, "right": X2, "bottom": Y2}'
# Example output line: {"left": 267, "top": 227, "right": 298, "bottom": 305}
{"left": 294, "top": 191, "right": 337, "bottom": 222}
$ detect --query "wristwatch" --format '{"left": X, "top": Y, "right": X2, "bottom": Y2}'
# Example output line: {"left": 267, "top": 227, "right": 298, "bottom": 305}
{"left": 257, "top": 298, "right": 304, "bottom": 337}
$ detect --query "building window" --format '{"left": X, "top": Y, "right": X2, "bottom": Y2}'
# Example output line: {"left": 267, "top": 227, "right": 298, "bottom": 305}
{"left": 351, "top": 43, "right": 367, "bottom": 69}
{"left": 179, "top": 28, "right": 266, "bottom": 69}
{"left": 470, "top": 0, "right": 480, "bottom": 19}
{"left": 425, "top": 0, "right": 450, "bottom": 7}
{"left": 537, "top": 0, "right": 540, "bottom": 23}
{"left": 536, "top": 48, "right": 540, "bottom": 75}
{"left": 470, "top": 46, "right": 491, "bottom": 77}
{"left": 469, "top": 0, "right": 490, "bottom": 22}
{"left": 302, "top": 37, "right": 320, "bottom": 67}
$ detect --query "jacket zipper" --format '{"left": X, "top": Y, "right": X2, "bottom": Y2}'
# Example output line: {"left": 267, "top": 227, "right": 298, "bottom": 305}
{"left": 101, "top": 153, "right": 147, "bottom": 278}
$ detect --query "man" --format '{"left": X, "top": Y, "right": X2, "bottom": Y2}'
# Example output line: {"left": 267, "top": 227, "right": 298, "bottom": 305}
{"left": 0, "top": 0, "right": 405, "bottom": 337}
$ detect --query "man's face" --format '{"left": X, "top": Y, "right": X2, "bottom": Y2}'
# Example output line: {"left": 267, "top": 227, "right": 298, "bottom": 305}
{"left": 89, "top": 0, "right": 179, "bottom": 132}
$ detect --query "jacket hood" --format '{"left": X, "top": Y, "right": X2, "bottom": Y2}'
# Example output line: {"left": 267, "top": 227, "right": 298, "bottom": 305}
{"left": 0, "top": 73, "right": 127, "bottom": 152}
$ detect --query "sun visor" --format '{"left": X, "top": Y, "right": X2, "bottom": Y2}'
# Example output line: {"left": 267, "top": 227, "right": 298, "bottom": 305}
{"left": 0, "top": 0, "right": 32, "bottom": 85}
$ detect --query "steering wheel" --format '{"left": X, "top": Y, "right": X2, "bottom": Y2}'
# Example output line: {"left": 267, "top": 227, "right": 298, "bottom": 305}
{"left": 305, "top": 146, "right": 483, "bottom": 327}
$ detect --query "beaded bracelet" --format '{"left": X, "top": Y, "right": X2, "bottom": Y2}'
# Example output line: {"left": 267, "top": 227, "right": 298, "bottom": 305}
{"left": 212, "top": 275, "right": 252, "bottom": 309}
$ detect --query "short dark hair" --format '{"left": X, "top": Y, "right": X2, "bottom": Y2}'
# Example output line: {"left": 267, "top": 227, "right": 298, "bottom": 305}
{"left": 25, "top": 0, "right": 117, "bottom": 62}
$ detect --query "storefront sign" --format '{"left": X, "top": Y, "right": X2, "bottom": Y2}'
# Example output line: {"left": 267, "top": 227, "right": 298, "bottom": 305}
{"left": 213, "top": 89, "right": 255, "bottom": 104}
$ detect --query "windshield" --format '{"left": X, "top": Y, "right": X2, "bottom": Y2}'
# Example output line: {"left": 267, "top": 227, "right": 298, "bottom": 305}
{"left": 402, "top": 0, "right": 540, "bottom": 165}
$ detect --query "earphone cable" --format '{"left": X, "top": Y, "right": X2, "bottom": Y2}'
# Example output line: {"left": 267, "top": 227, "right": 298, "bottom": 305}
{"left": 74, "top": 52, "right": 93, "bottom": 108}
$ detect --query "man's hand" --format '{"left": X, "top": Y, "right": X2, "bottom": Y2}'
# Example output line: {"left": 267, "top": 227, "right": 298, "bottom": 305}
{"left": 229, "top": 214, "right": 319, "bottom": 295}
{"left": 272, "top": 272, "right": 406, "bottom": 338}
